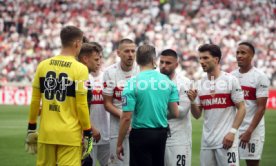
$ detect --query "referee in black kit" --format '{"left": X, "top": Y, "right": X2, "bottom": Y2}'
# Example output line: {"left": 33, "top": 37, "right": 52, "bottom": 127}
{"left": 116, "top": 44, "right": 180, "bottom": 166}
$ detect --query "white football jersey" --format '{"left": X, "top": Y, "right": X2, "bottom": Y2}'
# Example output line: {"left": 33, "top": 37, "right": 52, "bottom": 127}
{"left": 89, "top": 72, "right": 110, "bottom": 145}
{"left": 166, "top": 73, "right": 192, "bottom": 146}
{"left": 195, "top": 72, "right": 244, "bottom": 149}
{"left": 102, "top": 62, "right": 139, "bottom": 138}
{"left": 231, "top": 67, "right": 269, "bottom": 137}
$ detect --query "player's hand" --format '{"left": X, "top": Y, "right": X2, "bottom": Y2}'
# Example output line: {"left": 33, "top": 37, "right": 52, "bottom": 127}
{"left": 117, "top": 144, "right": 124, "bottom": 161}
{"left": 92, "top": 128, "right": 101, "bottom": 143}
{"left": 223, "top": 132, "right": 235, "bottom": 150}
{"left": 127, "top": 126, "right": 132, "bottom": 134}
{"left": 25, "top": 130, "right": 38, "bottom": 155}
{"left": 187, "top": 89, "right": 197, "bottom": 102}
{"left": 239, "top": 130, "right": 252, "bottom": 149}
{"left": 82, "top": 129, "right": 93, "bottom": 159}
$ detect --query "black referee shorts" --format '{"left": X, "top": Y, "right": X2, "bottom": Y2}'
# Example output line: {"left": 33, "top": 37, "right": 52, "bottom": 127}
{"left": 129, "top": 128, "right": 167, "bottom": 166}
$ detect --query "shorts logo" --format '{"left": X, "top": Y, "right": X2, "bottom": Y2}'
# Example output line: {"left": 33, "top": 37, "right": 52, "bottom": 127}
{"left": 122, "top": 95, "right": 127, "bottom": 106}
{"left": 260, "top": 84, "right": 268, "bottom": 88}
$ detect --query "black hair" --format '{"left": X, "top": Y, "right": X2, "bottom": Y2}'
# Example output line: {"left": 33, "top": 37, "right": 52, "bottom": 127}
{"left": 160, "top": 49, "right": 178, "bottom": 59}
{"left": 83, "top": 36, "right": 89, "bottom": 43}
{"left": 78, "top": 43, "right": 101, "bottom": 60}
{"left": 198, "top": 44, "right": 222, "bottom": 62}
{"left": 60, "top": 25, "right": 83, "bottom": 47}
{"left": 239, "top": 42, "right": 255, "bottom": 55}
{"left": 89, "top": 41, "right": 103, "bottom": 52}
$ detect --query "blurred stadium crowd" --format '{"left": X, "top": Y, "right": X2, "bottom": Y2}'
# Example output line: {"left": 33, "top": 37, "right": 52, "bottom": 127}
{"left": 0, "top": 0, "right": 276, "bottom": 86}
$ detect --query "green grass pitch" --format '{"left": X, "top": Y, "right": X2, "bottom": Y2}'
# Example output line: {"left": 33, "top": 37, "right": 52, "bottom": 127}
{"left": 0, "top": 105, "right": 275, "bottom": 166}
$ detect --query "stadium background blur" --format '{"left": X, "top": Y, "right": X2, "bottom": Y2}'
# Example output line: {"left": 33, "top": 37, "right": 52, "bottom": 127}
{"left": 0, "top": 0, "right": 276, "bottom": 85}
{"left": 0, "top": 0, "right": 276, "bottom": 166}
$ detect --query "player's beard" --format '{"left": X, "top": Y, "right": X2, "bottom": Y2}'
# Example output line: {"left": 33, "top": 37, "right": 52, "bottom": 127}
{"left": 202, "top": 64, "right": 214, "bottom": 73}
{"left": 237, "top": 61, "right": 244, "bottom": 68}
{"left": 125, "top": 59, "right": 134, "bottom": 67}
{"left": 161, "top": 69, "right": 173, "bottom": 77}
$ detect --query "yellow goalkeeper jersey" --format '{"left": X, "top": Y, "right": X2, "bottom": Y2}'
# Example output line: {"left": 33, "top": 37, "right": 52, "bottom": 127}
{"left": 29, "top": 55, "right": 91, "bottom": 146}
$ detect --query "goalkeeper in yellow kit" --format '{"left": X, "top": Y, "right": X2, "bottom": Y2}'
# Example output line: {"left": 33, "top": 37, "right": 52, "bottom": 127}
{"left": 25, "top": 25, "right": 93, "bottom": 166}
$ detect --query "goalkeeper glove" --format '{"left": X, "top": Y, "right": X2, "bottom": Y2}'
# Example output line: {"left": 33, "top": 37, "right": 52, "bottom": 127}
{"left": 82, "top": 129, "right": 93, "bottom": 159}
{"left": 25, "top": 130, "right": 38, "bottom": 155}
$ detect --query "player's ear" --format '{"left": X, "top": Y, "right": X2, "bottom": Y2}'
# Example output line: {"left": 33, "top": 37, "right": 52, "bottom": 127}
{"left": 79, "top": 55, "right": 87, "bottom": 64}
{"left": 77, "top": 40, "right": 82, "bottom": 49}
{"left": 83, "top": 55, "right": 89, "bottom": 64}
{"left": 214, "top": 57, "right": 219, "bottom": 64}
{"left": 72, "top": 40, "right": 77, "bottom": 49}
{"left": 175, "top": 61, "right": 178, "bottom": 68}
{"left": 249, "top": 53, "right": 254, "bottom": 59}
{"left": 74, "top": 39, "right": 81, "bottom": 49}
{"left": 117, "top": 49, "right": 121, "bottom": 58}
{"left": 152, "top": 57, "right": 157, "bottom": 69}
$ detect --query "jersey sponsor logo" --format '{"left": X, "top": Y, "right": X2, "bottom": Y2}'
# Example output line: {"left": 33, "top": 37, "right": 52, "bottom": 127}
{"left": 199, "top": 94, "right": 234, "bottom": 110}
{"left": 241, "top": 86, "right": 256, "bottom": 100}
{"left": 91, "top": 90, "right": 104, "bottom": 104}
{"left": 113, "top": 87, "right": 123, "bottom": 100}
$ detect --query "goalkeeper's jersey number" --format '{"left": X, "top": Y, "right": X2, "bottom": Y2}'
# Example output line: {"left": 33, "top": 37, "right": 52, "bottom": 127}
{"left": 43, "top": 71, "right": 70, "bottom": 102}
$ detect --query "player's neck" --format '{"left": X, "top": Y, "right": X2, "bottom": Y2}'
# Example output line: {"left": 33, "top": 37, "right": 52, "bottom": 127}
{"left": 239, "top": 64, "right": 252, "bottom": 74}
{"left": 140, "top": 64, "right": 155, "bottom": 71}
{"left": 207, "top": 67, "right": 220, "bottom": 80}
{"left": 169, "top": 72, "right": 176, "bottom": 80}
{"left": 120, "top": 62, "right": 133, "bottom": 72}
{"left": 91, "top": 71, "right": 100, "bottom": 77}
{"left": 60, "top": 48, "right": 77, "bottom": 57}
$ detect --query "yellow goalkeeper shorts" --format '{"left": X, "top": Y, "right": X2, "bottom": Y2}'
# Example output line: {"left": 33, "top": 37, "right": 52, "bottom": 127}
{"left": 37, "top": 143, "right": 82, "bottom": 166}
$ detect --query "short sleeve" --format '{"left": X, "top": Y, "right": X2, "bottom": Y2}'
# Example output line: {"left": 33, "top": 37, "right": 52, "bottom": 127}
{"left": 169, "top": 81, "right": 179, "bottom": 102}
{"left": 230, "top": 76, "right": 244, "bottom": 104}
{"left": 122, "top": 78, "right": 136, "bottom": 112}
{"left": 178, "top": 79, "right": 191, "bottom": 104}
{"left": 256, "top": 74, "right": 269, "bottom": 98}
{"left": 102, "top": 70, "right": 115, "bottom": 96}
